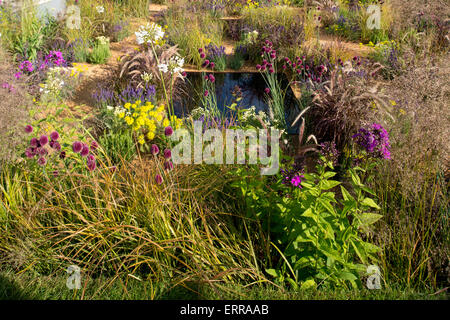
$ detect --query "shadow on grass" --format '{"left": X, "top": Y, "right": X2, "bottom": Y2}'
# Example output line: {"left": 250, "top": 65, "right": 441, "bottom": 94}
{"left": 0, "top": 274, "right": 32, "bottom": 300}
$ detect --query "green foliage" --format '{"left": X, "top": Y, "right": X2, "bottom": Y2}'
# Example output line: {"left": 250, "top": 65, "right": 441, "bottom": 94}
{"left": 231, "top": 159, "right": 382, "bottom": 289}
{"left": 87, "top": 37, "right": 111, "bottom": 64}
{"left": 228, "top": 51, "right": 245, "bottom": 70}
{"left": 98, "top": 130, "right": 137, "bottom": 165}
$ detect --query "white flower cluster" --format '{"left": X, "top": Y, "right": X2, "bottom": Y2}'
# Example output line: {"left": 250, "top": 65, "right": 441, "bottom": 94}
{"left": 96, "top": 36, "right": 110, "bottom": 46}
{"left": 240, "top": 106, "right": 271, "bottom": 127}
{"left": 96, "top": 6, "right": 104, "bottom": 14}
{"left": 157, "top": 55, "right": 185, "bottom": 75}
{"left": 39, "top": 67, "right": 67, "bottom": 96}
{"left": 135, "top": 23, "right": 165, "bottom": 45}
{"left": 243, "top": 30, "right": 259, "bottom": 46}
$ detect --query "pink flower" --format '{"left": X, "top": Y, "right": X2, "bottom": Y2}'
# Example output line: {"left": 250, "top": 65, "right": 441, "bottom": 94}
{"left": 39, "top": 135, "right": 49, "bottom": 146}
{"left": 164, "top": 126, "right": 173, "bottom": 136}
{"left": 155, "top": 174, "right": 163, "bottom": 184}
{"left": 37, "top": 157, "right": 47, "bottom": 166}
{"left": 90, "top": 141, "right": 99, "bottom": 150}
{"left": 50, "top": 131, "right": 59, "bottom": 141}
{"left": 264, "top": 88, "right": 270, "bottom": 94}
{"left": 80, "top": 144, "right": 90, "bottom": 157}
{"left": 25, "top": 125, "right": 33, "bottom": 133}
{"left": 150, "top": 144, "right": 159, "bottom": 155}
{"left": 164, "top": 161, "right": 173, "bottom": 171}
{"left": 163, "top": 149, "right": 172, "bottom": 159}
{"left": 30, "top": 138, "right": 38, "bottom": 148}
{"left": 72, "top": 141, "right": 83, "bottom": 153}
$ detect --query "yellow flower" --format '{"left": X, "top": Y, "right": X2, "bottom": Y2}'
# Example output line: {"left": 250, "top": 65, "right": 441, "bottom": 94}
{"left": 124, "top": 103, "right": 131, "bottom": 109}
{"left": 390, "top": 100, "right": 397, "bottom": 106}
{"left": 125, "top": 116, "right": 134, "bottom": 125}
{"left": 163, "top": 118, "right": 170, "bottom": 127}
{"left": 118, "top": 112, "right": 125, "bottom": 119}
{"left": 147, "top": 131, "right": 155, "bottom": 140}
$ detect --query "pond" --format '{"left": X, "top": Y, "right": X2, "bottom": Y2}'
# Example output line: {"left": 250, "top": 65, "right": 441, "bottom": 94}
{"left": 173, "top": 72, "right": 302, "bottom": 134}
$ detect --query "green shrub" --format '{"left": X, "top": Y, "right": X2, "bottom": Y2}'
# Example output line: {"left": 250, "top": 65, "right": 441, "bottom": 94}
{"left": 88, "top": 36, "right": 111, "bottom": 64}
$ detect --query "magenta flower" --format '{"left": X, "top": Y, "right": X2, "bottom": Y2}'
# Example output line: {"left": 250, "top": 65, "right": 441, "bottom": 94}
{"left": 52, "top": 141, "right": 61, "bottom": 151}
{"left": 25, "top": 125, "right": 33, "bottom": 134}
{"left": 37, "top": 157, "right": 47, "bottom": 166}
{"left": 163, "top": 149, "right": 172, "bottom": 159}
{"left": 39, "top": 135, "right": 49, "bottom": 146}
{"left": 87, "top": 158, "right": 96, "bottom": 171}
{"left": 14, "top": 72, "right": 22, "bottom": 79}
{"left": 204, "top": 90, "right": 209, "bottom": 97}
{"left": 150, "top": 144, "right": 159, "bottom": 155}
{"left": 164, "top": 126, "right": 173, "bottom": 137}
{"left": 59, "top": 150, "right": 66, "bottom": 159}
{"left": 164, "top": 161, "right": 174, "bottom": 171}
{"left": 155, "top": 174, "right": 163, "bottom": 184}
{"left": 208, "top": 74, "right": 215, "bottom": 83}
{"left": 72, "top": 141, "right": 83, "bottom": 153}
{"left": 30, "top": 138, "right": 38, "bottom": 147}
{"left": 90, "top": 141, "right": 99, "bottom": 150}
{"left": 200, "top": 52, "right": 206, "bottom": 59}
{"left": 80, "top": 144, "right": 90, "bottom": 157}
{"left": 50, "top": 131, "right": 59, "bottom": 141}
{"left": 210, "top": 62, "right": 215, "bottom": 69}
{"left": 25, "top": 148, "right": 34, "bottom": 159}
{"left": 264, "top": 88, "right": 270, "bottom": 94}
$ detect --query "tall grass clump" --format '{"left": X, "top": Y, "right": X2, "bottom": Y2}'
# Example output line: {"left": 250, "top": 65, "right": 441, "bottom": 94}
{"left": 0, "top": 156, "right": 264, "bottom": 290}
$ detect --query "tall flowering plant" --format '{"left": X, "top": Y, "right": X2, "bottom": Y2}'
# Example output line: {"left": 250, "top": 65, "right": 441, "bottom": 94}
{"left": 256, "top": 40, "right": 286, "bottom": 129}
{"left": 198, "top": 48, "right": 221, "bottom": 119}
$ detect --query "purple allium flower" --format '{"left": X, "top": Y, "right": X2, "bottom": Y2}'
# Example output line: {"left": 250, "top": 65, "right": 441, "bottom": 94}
{"left": 264, "top": 88, "right": 270, "bottom": 94}
{"left": 72, "top": 141, "right": 83, "bottom": 153}
{"left": 25, "top": 148, "right": 34, "bottom": 159}
{"left": 155, "top": 174, "right": 163, "bottom": 184}
{"left": 210, "top": 62, "right": 215, "bottom": 69}
{"left": 204, "top": 90, "right": 209, "bottom": 97}
{"left": 37, "top": 157, "right": 47, "bottom": 166}
{"left": 150, "top": 144, "right": 159, "bottom": 155}
{"left": 87, "top": 154, "right": 95, "bottom": 162}
{"left": 50, "top": 131, "right": 59, "bottom": 141}
{"left": 37, "top": 147, "right": 48, "bottom": 156}
{"left": 208, "top": 74, "right": 215, "bottom": 83}
{"left": 90, "top": 141, "right": 99, "bottom": 150}
{"left": 164, "top": 161, "right": 174, "bottom": 171}
{"left": 39, "top": 135, "right": 49, "bottom": 146}
{"left": 59, "top": 150, "right": 66, "bottom": 159}
{"left": 25, "top": 125, "right": 33, "bottom": 134}
{"left": 202, "top": 60, "right": 210, "bottom": 68}
{"left": 80, "top": 144, "right": 90, "bottom": 157}
{"left": 200, "top": 52, "right": 206, "bottom": 59}
{"left": 87, "top": 158, "right": 96, "bottom": 171}
{"left": 163, "top": 149, "right": 172, "bottom": 159}
{"left": 182, "top": 71, "right": 187, "bottom": 77}
{"left": 164, "top": 126, "right": 173, "bottom": 137}
{"left": 52, "top": 141, "right": 61, "bottom": 151}
{"left": 52, "top": 171, "right": 59, "bottom": 177}
{"left": 198, "top": 48, "right": 203, "bottom": 53}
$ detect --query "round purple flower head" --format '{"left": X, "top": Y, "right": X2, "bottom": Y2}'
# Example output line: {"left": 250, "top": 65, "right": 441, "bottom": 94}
{"left": 87, "top": 158, "right": 96, "bottom": 171}
{"left": 164, "top": 126, "right": 173, "bottom": 137}
{"left": 25, "top": 148, "right": 34, "bottom": 159}
{"left": 164, "top": 161, "right": 174, "bottom": 171}
{"left": 90, "top": 141, "right": 99, "bottom": 150}
{"left": 155, "top": 174, "right": 163, "bottom": 184}
{"left": 72, "top": 141, "right": 83, "bottom": 153}
{"left": 25, "top": 125, "right": 33, "bottom": 134}
{"left": 209, "top": 74, "right": 215, "bottom": 83}
{"left": 39, "top": 135, "right": 49, "bottom": 146}
{"left": 80, "top": 144, "right": 90, "bottom": 157}
{"left": 30, "top": 137, "right": 38, "bottom": 148}
{"left": 50, "top": 131, "right": 59, "bottom": 141}
{"left": 150, "top": 144, "right": 159, "bottom": 156}
{"left": 163, "top": 149, "right": 172, "bottom": 159}
{"left": 37, "top": 157, "right": 47, "bottom": 166}
{"left": 264, "top": 88, "right": 270, "bottom": 94}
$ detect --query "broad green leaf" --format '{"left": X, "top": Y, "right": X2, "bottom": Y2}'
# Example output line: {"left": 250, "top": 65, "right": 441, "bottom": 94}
{"left": 357, "top": 212, "right": 383, "bottom": 227}
{"left": 319, "top": 179, "right": 341, "bottom": 190}
{"left": 300, "top": 279, "right": 316, "bottom": 290}
{"left": 265, "top": 269, "right": 279, "bottom": 278}
{"left": 362, "top": 198, "right": 380, "bottom": 209}
{"left": 336, "top": 271, "right": 358, "bottom": 281}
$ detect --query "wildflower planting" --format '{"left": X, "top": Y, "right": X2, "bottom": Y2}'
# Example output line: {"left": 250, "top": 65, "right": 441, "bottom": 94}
{"left": 0, "top": 0, "right": 448, "bottom": 303}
